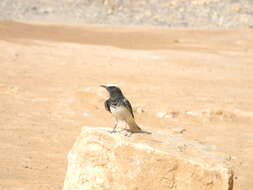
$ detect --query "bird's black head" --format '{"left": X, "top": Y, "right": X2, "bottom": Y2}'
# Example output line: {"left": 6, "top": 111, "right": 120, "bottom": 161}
{"left": 100, "top": 84, "right": 124, "bottom": 99}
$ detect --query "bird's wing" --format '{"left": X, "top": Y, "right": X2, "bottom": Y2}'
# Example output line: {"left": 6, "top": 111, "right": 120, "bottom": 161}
{"left": 104, "top": 100, "right": 111, "bottom": 112}
{"left": 122, "top": 98, "right": 135, "bottom": 118}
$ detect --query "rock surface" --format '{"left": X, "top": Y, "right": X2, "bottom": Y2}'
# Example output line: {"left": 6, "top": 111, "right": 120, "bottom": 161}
{"left": 63, "top": 127, "right": 233, "bottom": 190}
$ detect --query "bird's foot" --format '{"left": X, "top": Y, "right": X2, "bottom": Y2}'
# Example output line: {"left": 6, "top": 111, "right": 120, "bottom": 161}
{"left": 110, "top": 129, "right": 133, "bottom": 137}
{"left": 124, "top": 131, "right": 132, "bottom": 137}
{"left": 119, "top": 129, "right": 132, "bottom": 137}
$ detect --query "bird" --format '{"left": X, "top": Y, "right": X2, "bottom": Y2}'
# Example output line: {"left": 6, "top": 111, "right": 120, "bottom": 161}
{"left": 101, "top": 84, "right": 142, "bottom": 133}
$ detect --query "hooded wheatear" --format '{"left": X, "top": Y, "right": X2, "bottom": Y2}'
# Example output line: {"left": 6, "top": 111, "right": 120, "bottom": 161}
{"left": 101, "top": 84, "right": 142, "bottom": 133}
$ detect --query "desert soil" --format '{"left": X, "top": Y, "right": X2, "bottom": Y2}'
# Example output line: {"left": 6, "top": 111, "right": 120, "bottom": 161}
{"left": 0, "top": 21, "right": 253, "bottom": 190}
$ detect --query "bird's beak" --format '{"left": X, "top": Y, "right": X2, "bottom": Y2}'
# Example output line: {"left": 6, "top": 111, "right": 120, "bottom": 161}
{"left": 100, "top": 85, "right": 107, "bottom": 88}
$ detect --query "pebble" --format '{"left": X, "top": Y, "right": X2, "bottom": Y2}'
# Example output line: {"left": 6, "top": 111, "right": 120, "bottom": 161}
{"left": 172, "top": 128, "right": 186, "bottom": 134}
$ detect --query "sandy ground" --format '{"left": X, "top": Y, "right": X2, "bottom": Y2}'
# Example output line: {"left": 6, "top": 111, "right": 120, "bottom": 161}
{"left": 0, "top": 21, "right": 253, "bottom": 190}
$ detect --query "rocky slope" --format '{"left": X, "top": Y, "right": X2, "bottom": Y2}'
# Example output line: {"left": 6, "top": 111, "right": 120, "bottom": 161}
{"left": 0, "top": 0, "right": 253, "bottom": 28}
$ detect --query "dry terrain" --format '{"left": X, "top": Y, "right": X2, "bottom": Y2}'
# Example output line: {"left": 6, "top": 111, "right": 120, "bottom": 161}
{"left": 0, "top": 0, "right": 253, "bottom": 28}
{"left": 0, "top": 21, "right": 253, "bottom": 190}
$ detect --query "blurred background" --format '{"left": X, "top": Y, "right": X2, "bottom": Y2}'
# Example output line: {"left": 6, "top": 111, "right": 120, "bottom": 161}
{"left": 0, "top": 0, "right": 253, "bottom": 28}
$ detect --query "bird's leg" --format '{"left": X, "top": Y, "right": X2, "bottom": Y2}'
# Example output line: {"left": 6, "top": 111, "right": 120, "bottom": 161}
{"left": 111, "top": 119, "right": 118, "bottom": 133}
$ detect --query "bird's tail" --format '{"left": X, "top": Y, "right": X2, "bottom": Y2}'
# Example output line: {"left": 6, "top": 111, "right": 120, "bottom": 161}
{"left": 128, "top": 120, "right": 142, "bottom": 132}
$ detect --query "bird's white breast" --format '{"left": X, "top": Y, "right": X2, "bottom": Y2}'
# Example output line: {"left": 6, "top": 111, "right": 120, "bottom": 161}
{"left": 110, "top": 105, "right": 133, "bottom": 122}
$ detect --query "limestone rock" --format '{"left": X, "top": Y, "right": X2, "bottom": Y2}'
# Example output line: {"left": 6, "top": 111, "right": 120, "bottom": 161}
{"left": 63, "top": 127, "right": 233, "bottom": 190}
{"left": 133, "top": 105, "right": 145, "bottom": 114}
{"left": 157, "top": 111, "right": 167, "bottom": 118}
